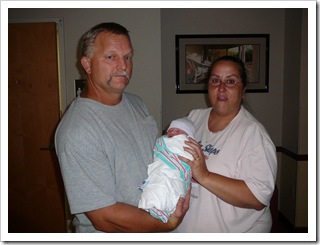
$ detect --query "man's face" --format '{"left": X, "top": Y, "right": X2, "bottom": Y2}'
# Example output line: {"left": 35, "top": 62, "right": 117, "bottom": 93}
{"left": 82, "top": 32, "right": 134, "bottom": 95}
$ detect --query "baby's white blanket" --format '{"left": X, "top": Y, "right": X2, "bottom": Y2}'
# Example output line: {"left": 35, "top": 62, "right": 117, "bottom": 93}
{"left": 138, "top": 135, "right": 192, "bottom": 223}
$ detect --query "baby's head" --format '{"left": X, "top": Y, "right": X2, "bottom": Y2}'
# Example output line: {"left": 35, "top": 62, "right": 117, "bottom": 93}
{"left": 167, "top": 118, "right": 195, "bottom": 138}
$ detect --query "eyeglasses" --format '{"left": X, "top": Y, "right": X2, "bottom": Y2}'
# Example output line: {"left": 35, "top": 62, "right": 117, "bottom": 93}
{"left": 208, "top": 78, "right": 242, "bottom": 88}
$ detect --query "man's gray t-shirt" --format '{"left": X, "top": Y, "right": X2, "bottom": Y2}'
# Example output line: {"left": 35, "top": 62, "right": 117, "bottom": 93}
{"left": 55, "top": 93, "right": 158, "bottom": 232}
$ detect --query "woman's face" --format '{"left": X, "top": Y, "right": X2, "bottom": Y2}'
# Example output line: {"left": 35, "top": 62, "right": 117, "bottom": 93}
{"left": 208, "top": 60, "right": 245, "bottom": 118}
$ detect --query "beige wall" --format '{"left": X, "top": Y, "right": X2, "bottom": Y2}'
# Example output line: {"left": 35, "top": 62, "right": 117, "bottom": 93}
{"left": 296, "top": 9, "right": 308, "bottom": 228}
{"left": 279, "top": 8, "right": 308, "bottom": 228}
{"left": 282, "top": 9, "right": 303, "bottom": 153}
{"left": 279, "top": 154, "right": 297, "bottom": 224}
{"left": 295, "top": 161, "right": 308, "bottom": 227}
{"left": 299, "top": 9, "right": 308, "bottom": 155}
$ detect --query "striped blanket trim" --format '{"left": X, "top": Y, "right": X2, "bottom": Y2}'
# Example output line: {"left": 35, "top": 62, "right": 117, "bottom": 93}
{"left": 153, "top": 136, "right": 191, "bottom": 192}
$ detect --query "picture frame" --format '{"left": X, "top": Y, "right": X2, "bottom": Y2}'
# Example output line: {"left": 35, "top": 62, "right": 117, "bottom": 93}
{"left": 175, "top": 34, "right": 269, "bottom": 93}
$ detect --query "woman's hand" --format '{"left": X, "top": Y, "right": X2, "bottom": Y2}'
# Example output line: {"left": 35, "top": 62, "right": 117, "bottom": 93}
{"left": 178, "top": 137, "right": 210, "bottom": 185}
{"left": 178, "top": 137, "right": 265, "bottom": 211}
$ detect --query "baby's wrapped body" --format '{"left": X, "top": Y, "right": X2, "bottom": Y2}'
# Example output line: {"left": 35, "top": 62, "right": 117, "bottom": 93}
{"left": 138, "top": 134, "right": 193, "bottom": 223}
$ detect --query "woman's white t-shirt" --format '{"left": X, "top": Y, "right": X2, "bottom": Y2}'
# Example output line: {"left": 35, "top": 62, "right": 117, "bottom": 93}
{"left": 176, "top": 106, "right": 277, "bottom": 233}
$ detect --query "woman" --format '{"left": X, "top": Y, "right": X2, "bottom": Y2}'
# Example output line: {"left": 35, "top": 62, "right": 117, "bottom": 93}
{"left": 177, "top": 56, "right": 277, "bottom": 233}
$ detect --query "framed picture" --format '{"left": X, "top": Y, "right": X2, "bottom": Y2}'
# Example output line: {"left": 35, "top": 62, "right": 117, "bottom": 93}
{"left": 175, "top": 34, "right": 269, "bottom": 93}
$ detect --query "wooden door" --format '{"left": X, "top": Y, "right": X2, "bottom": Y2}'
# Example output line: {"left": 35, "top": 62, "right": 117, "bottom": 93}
{"left": 8, "top": 22, "right": 66, "bottom": 232}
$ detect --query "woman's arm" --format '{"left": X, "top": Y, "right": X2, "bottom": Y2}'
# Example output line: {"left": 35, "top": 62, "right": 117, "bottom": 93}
{"left": 85, "top": 191, "right": 190, "bottom": 232}
{"left": 199, "top": 172, "right": 265, "bottom": 210}
{"left": 179, "top": 137, "right": 264, "bottom": 211}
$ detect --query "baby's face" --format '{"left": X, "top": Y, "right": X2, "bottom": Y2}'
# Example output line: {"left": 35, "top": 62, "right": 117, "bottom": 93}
{"left": 167, "top": 128, "right": 187, "bottom": 138}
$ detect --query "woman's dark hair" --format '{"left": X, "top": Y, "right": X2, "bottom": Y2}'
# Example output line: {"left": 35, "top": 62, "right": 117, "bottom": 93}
{"left": 210, "top": 56, "right": 247, "bottom": 88}
{"left": 80, "top": 22, "right": 130, "bottom": 57}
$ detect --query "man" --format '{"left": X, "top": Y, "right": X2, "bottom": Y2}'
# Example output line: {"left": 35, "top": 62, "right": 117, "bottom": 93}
{"left": 55, "top": 22, "right": 189, "bottom": 232}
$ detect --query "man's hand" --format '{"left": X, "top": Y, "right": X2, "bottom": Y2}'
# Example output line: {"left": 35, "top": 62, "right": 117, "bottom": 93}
{"left": 167, "top": 186, "right": 191, "bottom": 229}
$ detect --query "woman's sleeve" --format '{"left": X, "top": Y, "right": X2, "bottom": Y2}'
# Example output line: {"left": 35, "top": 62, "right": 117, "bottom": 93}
{"left": 239, "top": 126, "right": 277, "bottom": 206}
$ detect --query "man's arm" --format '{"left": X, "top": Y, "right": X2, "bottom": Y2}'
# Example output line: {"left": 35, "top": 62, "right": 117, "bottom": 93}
{"left": 85, "top": 191, "right": 190, "bottom": 232}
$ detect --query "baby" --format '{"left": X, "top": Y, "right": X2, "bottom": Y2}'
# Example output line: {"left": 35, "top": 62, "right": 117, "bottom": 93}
{"left": 138, "top": 117, "right": 195, "bottom": 223}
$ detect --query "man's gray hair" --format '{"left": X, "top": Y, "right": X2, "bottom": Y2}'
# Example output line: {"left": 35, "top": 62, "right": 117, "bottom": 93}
{"left": 80, "top": 22, "right": 130, "bottom": 58}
